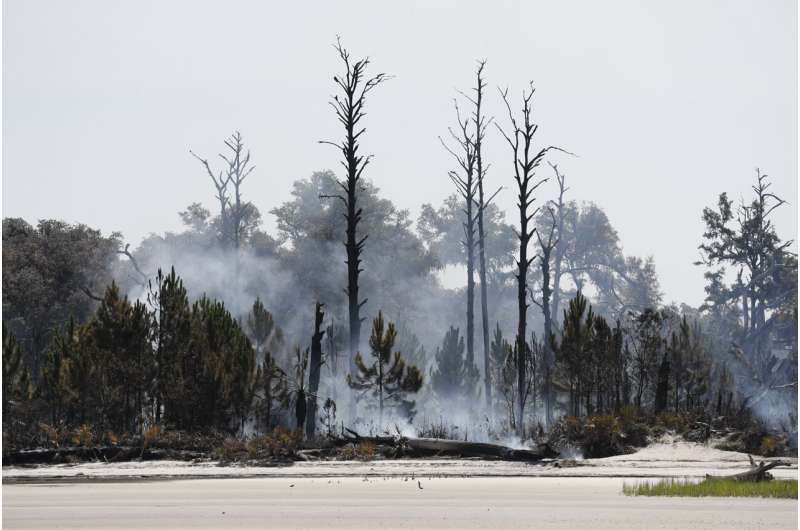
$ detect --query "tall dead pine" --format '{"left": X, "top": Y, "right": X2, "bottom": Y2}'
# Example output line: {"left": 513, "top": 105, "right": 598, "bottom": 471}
{"left": 463, "top": 61, "right": 500, "bottom": 409}
{"left": 497, "top": 83, "right": 559, "bottom": 434}
{"left": 440, "top": 100, "right": 479, "bottom": 379}
{"left": 320, "top": 37, "right": 390, "bottom": 368}
{"left": 534, "top": 169, "right": 562, "bottom": 428}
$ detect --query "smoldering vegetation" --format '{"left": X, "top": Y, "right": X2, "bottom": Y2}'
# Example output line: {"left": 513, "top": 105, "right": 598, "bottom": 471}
{"left": 2, "top": 42, "right": 797, "bottom": 464}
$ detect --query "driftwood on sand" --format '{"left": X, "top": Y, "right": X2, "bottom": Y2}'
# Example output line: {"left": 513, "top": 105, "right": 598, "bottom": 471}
{"left": 333, "top": 428, "right": 557, "bottom": 462}
{"left": 705, "top": 454, "right": 791, "bottom": 482}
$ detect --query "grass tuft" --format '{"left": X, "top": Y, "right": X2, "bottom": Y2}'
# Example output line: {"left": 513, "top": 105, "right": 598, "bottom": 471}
{"left": 623, "top": 478, "right": 797, "bottom": 499}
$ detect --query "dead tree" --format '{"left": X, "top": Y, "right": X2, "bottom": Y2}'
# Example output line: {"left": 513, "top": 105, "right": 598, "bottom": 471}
{"left": 497, "top": 83, "right": 560, "bottom": 434}
{"left": 320, "top": 37, "right": 390, "bottom": 369}
{"left": 534, "top": 200, "right": 559, "bottom": 428}
{"left": 460, "top": 61, "right": 499, "bottom": 409}
{"left": 220, "top": 132, "right": 255, "bottom": 250}
{"left": 305, "top": 302, "right": 326, "bottom": 438}
{"left": 549, "top": 165, "right": 569, "bottom": 329}
{"left": 440, "top": 100, "right": 479, "bottom": 376}
{"left": 190, "top": 131, "right": 255, "bottom": 249}
{"left": 117, "top": 243, "right": 149, "bottom": 288}
{"left": 336, "top": 428, "right": 557, "bottom": 461}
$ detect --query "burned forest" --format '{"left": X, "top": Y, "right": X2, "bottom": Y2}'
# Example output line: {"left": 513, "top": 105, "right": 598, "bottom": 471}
{"left": 3, "top": 39, "right": 798, "bottom": 468}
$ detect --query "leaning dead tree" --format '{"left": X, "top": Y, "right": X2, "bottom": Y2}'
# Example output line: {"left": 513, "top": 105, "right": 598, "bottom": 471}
{"left": 117, "top": 243, "right": 149, "bottom": 288}
{"left": 440, "top": 99, "right": 479, "bottom": 379}
{"left": 497, "top": 83, "right": 560, "bottom": 434}
{"left": 305, "top": 302, "right": 326, "bottom": 438}
{"left": 320, "top": 37, "right": 390, "bottom": 368}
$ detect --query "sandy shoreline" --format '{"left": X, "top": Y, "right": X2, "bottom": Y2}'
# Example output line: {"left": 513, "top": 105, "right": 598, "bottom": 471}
{"left": 4, "top": 476, "right": 797, "bottom": 530}
{"left": 3, "top": 439, "right": 797, "bottom": 483}
{"left": 3, "top": 441, "right": 797, "bottom": 529}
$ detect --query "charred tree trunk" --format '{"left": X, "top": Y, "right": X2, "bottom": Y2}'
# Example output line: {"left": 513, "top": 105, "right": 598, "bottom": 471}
{"left": 536, "top": 202, "right": 559, "bottom": 428}
{"left": 498, "top": 84, "right": 556, "bottom": 434}
{"left": 336, "top": 428, "right": 557, "bottom": 461}
{"left": 549, "top": 170, "right": 568, "bottom": 329}
{"left": 305, "top": 303, "right": 326, "bottom": 438}
{"left": 440, "top": 95, "right": 479, "bottom": 381}
{"left": 295, "top": 388, "right": 306, "bottom": 432}
{"left": 466, "top": 191, "right": 476, "bottom": 369}
{"left": 320, "top": 38, "right": 390, "bottom": 373}
{"left": 472, "top": 62, "right": 495, "bottom": 409}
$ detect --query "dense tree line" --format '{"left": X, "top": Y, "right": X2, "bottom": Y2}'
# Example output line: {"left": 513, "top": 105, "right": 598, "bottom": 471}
{"left": 2, "top": 269, "right": 424, "bottom": 441}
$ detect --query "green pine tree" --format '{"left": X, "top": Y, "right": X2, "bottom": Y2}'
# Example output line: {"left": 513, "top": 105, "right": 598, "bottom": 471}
{"left": 348, "top": 312, "right": 423, "bottom": 424}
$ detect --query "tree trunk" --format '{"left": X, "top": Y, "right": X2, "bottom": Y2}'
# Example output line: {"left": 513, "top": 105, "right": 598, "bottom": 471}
{"left": 323, "top": 40, "right": 388, "bottom": 377}
{"left": 305, "top": 303, "right": 325, "bottom": 438}
{"left": 477, "top": 220, "right": 492, "bottom": 408}
{"left": 466, "top": 197, "right": 476, "bottom": 371}
{"left": 497, "top": 85, "right": 551, "bottom": 436}
{"left": 345, "top": 145, "right": 363, "bottom": 373}
{"left": 378, "top": 351, "right": 385, "bottom": 427}
{"left": 540, "top": 246, "right": 554, "bottom": 428}
{"left": 335, "top": 429, "right": 557, "bottom": 462}
{"left": 474, "top": 64, "right": 493, "bottom": 410}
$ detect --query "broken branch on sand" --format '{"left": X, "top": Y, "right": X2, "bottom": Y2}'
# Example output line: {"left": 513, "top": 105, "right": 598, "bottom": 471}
{"left": 705, "top": 454, "right": 791, "bottom": 482}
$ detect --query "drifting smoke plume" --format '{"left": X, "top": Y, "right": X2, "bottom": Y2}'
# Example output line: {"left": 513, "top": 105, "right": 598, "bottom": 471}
{"left": 109, "top": 169, "right": 796, "bottom": 442}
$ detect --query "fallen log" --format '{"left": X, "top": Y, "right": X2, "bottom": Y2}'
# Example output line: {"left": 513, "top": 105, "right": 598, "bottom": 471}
{"left": 331, "top": 429, "right": 556, "bottom": 462}
{"left": 3, "top": 446, "right": 207, "bottom": 465}
{"left": 705, "top": 454, "right": 791, "bottom": 482}
{"left": 406, "top": 438, "right": 555, "bottom": 461}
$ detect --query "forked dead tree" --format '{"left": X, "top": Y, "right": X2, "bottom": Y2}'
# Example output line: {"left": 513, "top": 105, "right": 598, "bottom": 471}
{"left": 220, "top": 132, "right": 255, "bottom": 250}
{"left": 440, "top": 99, "right": 478, "bottom": 377}
{"left": 446, "top": 62, "right": 501, "bottom": 406}
{"left": 320, "top": 37, "right": 390, "bottom": 369}
{"left": 190, "top": 131, "right": 255, "bottom": 250}
{"left": 460, "top": 61, "right": 501, "bottom": 409}
{"left": 549, "top": 164, "right": 569, "bottom": 329}
{"left": 497, "top": 83, "right": 563, "bottom": 434}
{"left": 534, "top": 197, "right": 559, "bottom": 428}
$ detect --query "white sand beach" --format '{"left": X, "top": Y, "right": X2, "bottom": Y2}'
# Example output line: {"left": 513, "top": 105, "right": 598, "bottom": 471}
{"left": 3, "top": 440, "right": 797, "bottom": 529}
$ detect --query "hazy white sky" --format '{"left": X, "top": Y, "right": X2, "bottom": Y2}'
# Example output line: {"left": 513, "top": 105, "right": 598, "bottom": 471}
{"left": 3, "top": 0, "right": 797, "bottom": 306}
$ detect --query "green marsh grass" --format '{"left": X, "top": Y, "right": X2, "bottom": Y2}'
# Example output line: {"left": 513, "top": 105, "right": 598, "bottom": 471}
{"left": 623, "top": 478, "right": 797, "bottom": 499}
